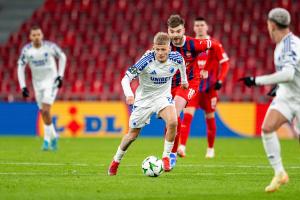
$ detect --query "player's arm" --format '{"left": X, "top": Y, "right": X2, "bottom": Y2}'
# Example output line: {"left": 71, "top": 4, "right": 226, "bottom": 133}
{"left": 53, "top": 43, "right": 67, "bottom": 88}
{"left": 17, "top": 48, "right": 29, "bottom": 97}
{"left": 256, "top": 67, "right": 295, "bottom": 85}
{"left": 240, "top": 67, "right": 295, "bottom": 87}
{"left": 215, "top": 43, "right": 230, "bottom": 90}
{"left": 121, "top": 51, "right": 152, "bottom": 104}
{"left": 178, "top": 58, "right": 188, "bottom": 89}
{"left": 240, "top": 50, "right": 299, "bottom": 87}
{"left": 121, "top": 65, "right": 138, "bottom": 101}
{"left": 121, "top": 74, "right": 135, "bottom": 105}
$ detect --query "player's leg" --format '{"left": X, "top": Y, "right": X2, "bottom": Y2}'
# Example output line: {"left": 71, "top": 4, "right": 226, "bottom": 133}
{"left": 204, "top": 112, "right": 216, "bottom": 158}
{"left": 169, "top": 87, "right": 196, "bottom": 167}
{"left": 108, "top": 127, "right": 141, "bottom": 176}
{"left": 40, "top": 103, "right": 57, "bottom": 150}
{"left": 203, "top": 91, "right": 218, "bottom": 158}
{"left": 294, "top": 112, "right": 300, "bottom": 140}
{"left": 35, "top": 90, "right": 51, "bottom": 150}
{"left": 178, "top": 91, "right": 199, "bottom": 157}
{"left": 41, "top": 88, "right": 59, "bottom": 150}
{"left": 171, "top": 95, "right": 187, "bottom": 154}
{"left": 159, "top": 105, "right": 178, "bottom": 172}
{"left": 262, "top": 105, "right": 290, "bottom": 192}
{"left": 178, "top": 106, "right": 196, "bottom": 157}
{"left": 109, "top": 106, "right": 151, "bottom": 176}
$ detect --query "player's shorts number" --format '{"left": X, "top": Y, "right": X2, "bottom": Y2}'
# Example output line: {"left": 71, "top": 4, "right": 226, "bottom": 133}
{"left": 188, "top": 88, "right": 196, "bottom": 100}
{"left": 211, "top": 97, "right": 217, "bottom": 109}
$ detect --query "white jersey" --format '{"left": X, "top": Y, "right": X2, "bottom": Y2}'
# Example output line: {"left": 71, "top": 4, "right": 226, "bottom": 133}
{"left": 274, "top": 32, "right": 300, "bottom": 100}
{"left": 125, "top": 51, "right": 187, "bottom": 107}
{"left": 17, "top": 41, "right": 66, "bottom": 91}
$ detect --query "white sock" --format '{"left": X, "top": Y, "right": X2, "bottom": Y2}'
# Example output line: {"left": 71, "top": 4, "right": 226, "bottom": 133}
{"left": 262, "top": 132, "right": 285, "bottom": 175}
{"left": 163, "top": 140, "right": 174, "bottom": 158}
{"left": 113, "top": 146, "right": 126, "bottom": 163}
{"left": 43, "top": 124, "right": 52, "bottom": 143}
{"left": 49, "top": 123, "right": 57, "bottom": 139}
{"left": 179, "top": 145, "right": 186, "bottom": 151}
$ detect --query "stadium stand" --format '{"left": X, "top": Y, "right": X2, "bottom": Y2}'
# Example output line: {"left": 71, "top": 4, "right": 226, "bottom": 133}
{"left": 0, "top": 0, "right": 299, "bottom": 102}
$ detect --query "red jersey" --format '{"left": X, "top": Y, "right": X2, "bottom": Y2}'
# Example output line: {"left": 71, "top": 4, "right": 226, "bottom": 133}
{"left": 197, "top": 38, "right": 229, "bottom": 92}
{"left": 170, "top": 36, "right": 211, "bottom": 88}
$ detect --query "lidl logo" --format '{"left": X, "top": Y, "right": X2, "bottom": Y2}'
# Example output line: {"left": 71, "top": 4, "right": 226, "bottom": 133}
{"left": 38, "top": 102, "right": 129, "bottom": 137}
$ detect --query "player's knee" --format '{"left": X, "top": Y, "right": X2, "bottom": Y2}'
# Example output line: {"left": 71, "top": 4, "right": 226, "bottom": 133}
{"left": 208, "top": 124, "right": 216, "bottom": 131}
{"left": 185, "top": 107, "right": 195, "bottom": 115}
{"left": 167, "top": 119, "right": 178, "bottom": 129}
{"left": 41, "top": 109, "right": 50, "bottom": 117}
{"left": 205, "top": 112, "right": 215, "bottom": 119}
{"left": 262, "top": 124, "right": 275, "bottom": 133}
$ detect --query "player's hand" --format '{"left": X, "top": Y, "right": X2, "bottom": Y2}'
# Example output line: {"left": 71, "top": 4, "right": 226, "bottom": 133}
{"left": 55, "top": 76, "right": 63, "bottom": 88}
{"left": 200, "top": 70, "right": 208, "bottom": 79}
{"left": 214, "top": 80, "right": 222, "bottom": 90}
{"left": 180, "top": 83, "right": 189, "bottom": 90}
{"left": 22, "top": 87, "right": 29, "bottom": 98}
{"left": 239, "top": 77, "right": 256, "bottom": 87}
{"left": 126, "top": 96, "right": 134, "bottom": 105}
{"left": 267, "top": 85, "right": 278, "bottom": 97}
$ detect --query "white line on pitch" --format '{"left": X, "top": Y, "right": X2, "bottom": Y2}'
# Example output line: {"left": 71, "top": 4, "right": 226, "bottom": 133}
{"left": 0, "top": 172, "right": 94, "bottom": 176}
{"left": 0, "top": 162, "right": 97, "bottom": 166}
{"left": 0, "top": 172, "right": 269, "bottom": 176}
{"left": 1, "top": 162, "right": 300, "bottom": 169}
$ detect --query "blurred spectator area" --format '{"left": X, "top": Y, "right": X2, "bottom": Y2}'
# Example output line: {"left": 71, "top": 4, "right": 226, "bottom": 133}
{"left": 0, "top": 0, "right": 299, "bottom": 102}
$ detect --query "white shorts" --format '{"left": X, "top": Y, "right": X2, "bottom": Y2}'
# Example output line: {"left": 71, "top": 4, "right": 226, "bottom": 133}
{"left": 269, "top": 97, "right": 300, "bottom": 122}
{"left": 129, "top": 97, "right": 174, "bottom": 128}
{"left": 34, "top": 87, "right": 58, "bottom": 109}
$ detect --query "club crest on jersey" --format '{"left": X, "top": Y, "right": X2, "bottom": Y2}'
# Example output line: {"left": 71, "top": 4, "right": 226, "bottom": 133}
{"left": 197, "top": 60, "right": 206, "bottom": 68}
{"left": 169, "top": 66, "right": 175, "bottom": 73}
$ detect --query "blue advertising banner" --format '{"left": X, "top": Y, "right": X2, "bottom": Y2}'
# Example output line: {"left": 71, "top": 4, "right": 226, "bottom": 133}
{"left": 0, "top": 102, "right": 241, "bottom": 137}
{"left": 0, "top": 102, "right": 38, "bottom": 135}
{"left": 4, "top": 102, "right": 286, "bottom": 138}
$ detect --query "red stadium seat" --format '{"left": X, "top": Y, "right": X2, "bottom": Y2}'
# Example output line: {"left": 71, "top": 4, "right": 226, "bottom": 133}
{"left": 0, "top": 0, "right": 299, "bottom": 102}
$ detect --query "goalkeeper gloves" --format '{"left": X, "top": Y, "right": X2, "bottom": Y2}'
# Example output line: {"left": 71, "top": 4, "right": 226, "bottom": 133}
{"left": 214, "top": 80, "right": 222, "bottom": 90}
{"left": 22, "top": 87, "right": 29, "bottom": 98}
{"left": 55, "top": 76, "right": 63, "bottom": 88}
{"left": 239, "top": 77, "right": 256, "bottom": 87}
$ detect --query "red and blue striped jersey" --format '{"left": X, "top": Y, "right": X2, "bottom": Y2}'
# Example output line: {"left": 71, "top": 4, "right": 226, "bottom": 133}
{"left": 170, "top": 36, "right": 210, "bottom": 88}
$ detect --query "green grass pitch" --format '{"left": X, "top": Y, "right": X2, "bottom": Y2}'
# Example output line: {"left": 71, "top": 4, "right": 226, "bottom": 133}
{"left": 0, "top": 137, "right": 299, "bottom": 200}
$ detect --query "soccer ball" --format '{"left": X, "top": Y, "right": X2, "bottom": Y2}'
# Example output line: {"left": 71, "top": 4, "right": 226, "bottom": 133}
{"left": 142, "top": 156, "right": 163, "bottom": 177}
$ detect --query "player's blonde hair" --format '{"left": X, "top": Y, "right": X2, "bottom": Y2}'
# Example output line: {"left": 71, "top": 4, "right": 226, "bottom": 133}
{"left": 153, "top": 32, "right": 170, "bottom": 45}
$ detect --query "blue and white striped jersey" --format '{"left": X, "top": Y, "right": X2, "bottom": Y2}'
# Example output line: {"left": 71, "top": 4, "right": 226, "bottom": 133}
{"left": 125, "top": 50, "right": 187, "bottom": 107}
{"left": 274, "top": 32, "right": 300, "bottom": 99}
{"left": 17, "top": 41, "right": 66, "bottom": 90}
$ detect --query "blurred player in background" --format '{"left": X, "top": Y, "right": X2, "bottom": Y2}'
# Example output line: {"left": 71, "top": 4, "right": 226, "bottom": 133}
{"left": 167, "top": 14, "right": 217, "bottom": 166}
{"left": 240, "top": 8, "right": 300, "bottom": 192}
{"left": 108, "top": 32, "right": 188, "bottom": 176}
{"left": 17, "top": 26, "right": 66, "bottom": 151}
{"left": 178, "top": 17, "right": 230, "bottom": 159}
